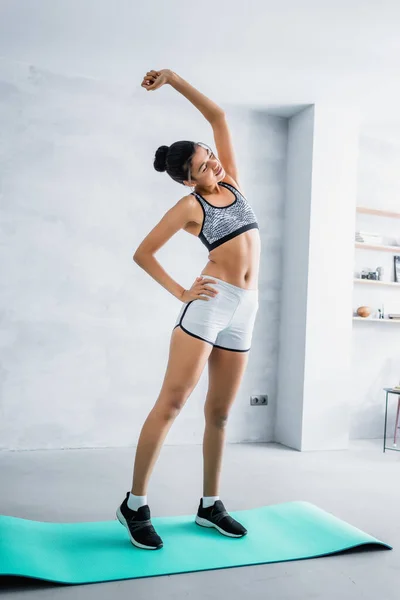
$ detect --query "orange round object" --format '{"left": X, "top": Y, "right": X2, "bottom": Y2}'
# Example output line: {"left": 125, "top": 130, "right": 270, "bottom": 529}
{"left": 357, "top": 306, "right": 372, "bottom": 318}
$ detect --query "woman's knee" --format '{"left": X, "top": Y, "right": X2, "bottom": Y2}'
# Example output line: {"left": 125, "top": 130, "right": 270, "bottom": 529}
{"left": 153, "top": 387, "right": 191, "bottom": 420}
{"left": 204, "top": 405, "right": 230, "bottom": 428}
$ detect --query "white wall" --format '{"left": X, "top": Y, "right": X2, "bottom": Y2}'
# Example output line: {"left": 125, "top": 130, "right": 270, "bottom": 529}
{"left": 0, "top": 59, "right": 288, "bottom": 450}
{"left": 301, "top": 104, "right": 360, "bottom": 450}
{"left": 276, "top": 104, "right": 361, "bottom": 451}
{"left": 1, "top": 0, "right": 400, "bottom": 113}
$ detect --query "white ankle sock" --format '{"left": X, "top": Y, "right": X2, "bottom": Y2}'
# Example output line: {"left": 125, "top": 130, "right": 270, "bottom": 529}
{"left": 127, "top": 493, "right": 147, "bottom": 511}
{"left": 202, "top": 495, "right": 219, "bottom": 509}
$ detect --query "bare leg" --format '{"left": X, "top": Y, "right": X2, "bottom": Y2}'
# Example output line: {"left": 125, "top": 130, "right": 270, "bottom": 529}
{"left": 202, "top": 419, "right": 227, "bottom": 497}
{"left": 203, "top": 347, "right": 249, "bottom": 497}
{"left": 131, "top": 404, "right": 178, "bottom": 495}
{"left": 130, "top": 327, "right": 213, "bottom": 495}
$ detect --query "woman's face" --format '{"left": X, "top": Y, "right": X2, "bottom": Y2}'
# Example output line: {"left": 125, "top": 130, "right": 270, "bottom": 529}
{"left": 186, "top": 145, "right": 224, "bottom": 188}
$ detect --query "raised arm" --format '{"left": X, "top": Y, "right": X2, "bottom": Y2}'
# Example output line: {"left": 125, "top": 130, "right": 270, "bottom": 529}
{"left": 142, "top": 69, "right": 240, "bottom": 184}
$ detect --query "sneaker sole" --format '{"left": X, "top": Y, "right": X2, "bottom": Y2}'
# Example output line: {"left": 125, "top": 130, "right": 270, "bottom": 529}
{"left": 195, "top": 515, "right": 246, "bottom": 538}
{"left": 116, "top": 507, "right": 163, "bottom": 550}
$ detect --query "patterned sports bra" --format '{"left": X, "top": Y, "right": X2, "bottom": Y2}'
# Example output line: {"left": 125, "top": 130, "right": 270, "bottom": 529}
{"left": 191, "top": 181, "right": 259, "bottom": 251}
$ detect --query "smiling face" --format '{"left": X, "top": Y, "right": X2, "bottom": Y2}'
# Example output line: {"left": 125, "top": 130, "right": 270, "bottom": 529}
{"left": 184, "top": 144, "right": 225, "bottom": 189}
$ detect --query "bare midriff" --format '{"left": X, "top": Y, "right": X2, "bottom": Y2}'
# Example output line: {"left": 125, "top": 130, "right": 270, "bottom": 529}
{"left": 184, "top": 178, "right": 261, "bottom": 290}
{"left": 199, "top": 229, "right": 260, "bottom": 290}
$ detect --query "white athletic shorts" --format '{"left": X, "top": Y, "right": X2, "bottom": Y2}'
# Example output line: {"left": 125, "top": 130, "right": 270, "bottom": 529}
{"left": 173, "top": 275, "right": 259, "bottom": 352}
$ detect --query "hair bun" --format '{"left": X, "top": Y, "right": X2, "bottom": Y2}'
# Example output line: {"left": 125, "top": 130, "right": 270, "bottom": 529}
{"left": 154, "top": 145, "right": 169, "bottom": 172}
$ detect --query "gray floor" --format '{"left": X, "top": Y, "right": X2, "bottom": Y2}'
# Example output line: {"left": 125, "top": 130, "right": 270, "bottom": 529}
{"left": 0, "top": 439, "right": 398, "bottom": 599}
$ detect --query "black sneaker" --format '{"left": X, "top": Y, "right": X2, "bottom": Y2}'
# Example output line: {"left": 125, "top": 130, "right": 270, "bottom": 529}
{"left": 195, "top": 499, "right": 247, "bottom": 537}
{"left": 116, "top": 492, "right": 163, "bottom": 550}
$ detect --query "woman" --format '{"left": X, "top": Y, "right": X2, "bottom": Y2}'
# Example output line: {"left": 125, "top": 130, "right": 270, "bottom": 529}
{"left": 116, "top": 69, "right": 261, "bottom": 550}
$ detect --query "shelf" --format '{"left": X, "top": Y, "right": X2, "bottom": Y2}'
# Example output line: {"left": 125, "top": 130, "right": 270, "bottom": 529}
{"left": 354, "top": 279, "right": 400, "bottom": 287}
{"left": 356, "top": 207, "right": 400, "bottom": 219}
{"left": 354, "top": 209, "right": 400, "bottom": 330}
{"left": 353, "top": 317, "right": 400, "bottom": 324}
{"left": 355, "top": 242, "right": 400, "bottom": 253}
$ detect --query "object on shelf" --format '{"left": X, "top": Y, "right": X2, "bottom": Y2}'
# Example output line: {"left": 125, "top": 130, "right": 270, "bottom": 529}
{"left": 388, "top": 314, "right": 400, "bottom": 320}
{"left": 377, "top": 305, "right": 386, "bottom": 319}
{"left": 394, "top": 256, "right": 400, "bottom": 283}
{"left": 377, "top": 266, "right": 384, "bottom": 281}
{"left": 361, "top": 269, "right": 379, "bottom": 280}
{"left": 355, "top": 231, "right": 383, "bottom": 245}
{"left": 356, "top": 306, "right": 372, "bottom": 318}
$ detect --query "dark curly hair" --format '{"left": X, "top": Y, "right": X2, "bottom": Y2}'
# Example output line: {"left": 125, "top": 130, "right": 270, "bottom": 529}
{"left": 154, "top": 140, "right": 203, "bottom": 185}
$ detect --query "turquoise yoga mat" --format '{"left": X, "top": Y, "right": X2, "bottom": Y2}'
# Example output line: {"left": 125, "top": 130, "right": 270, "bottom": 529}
{"left": 0, "top": 501, "right": 391, "bottom": 585}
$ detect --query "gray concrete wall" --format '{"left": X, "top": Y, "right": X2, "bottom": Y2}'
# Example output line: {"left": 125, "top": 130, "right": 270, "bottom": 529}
{"left": 0, "top": 60, "right": 288, "bottom": 450}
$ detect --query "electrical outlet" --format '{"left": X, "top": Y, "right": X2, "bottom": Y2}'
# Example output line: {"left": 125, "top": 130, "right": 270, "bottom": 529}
{"left": 250, "top": 395, "right": 268, "bottom": 406}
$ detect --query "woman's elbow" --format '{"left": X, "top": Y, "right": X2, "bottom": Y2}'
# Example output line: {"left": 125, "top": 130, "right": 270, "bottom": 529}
{"left": 133, "top": 250, "right": 152, "bottom": 264}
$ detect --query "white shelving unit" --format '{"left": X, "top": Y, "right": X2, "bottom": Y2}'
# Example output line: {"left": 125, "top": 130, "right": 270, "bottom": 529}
{"left": 353, "top": 317, "right": 400, "bottom": 324}
{"left": 355, "top": 242, "right": 400, "bottom": 253}
{"left": 354, "top": 207, "right": 400, "bottom": 323}
{"left": 354, "top": 278, "right": 400, "bottom": 288}
{"left": 356, "top": 207, "right": 400, "bottom": 219}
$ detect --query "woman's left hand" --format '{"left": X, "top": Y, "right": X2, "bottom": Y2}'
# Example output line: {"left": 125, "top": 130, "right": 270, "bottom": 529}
{"left": 141, "top": 69, "right": 173, "bottom": 91}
